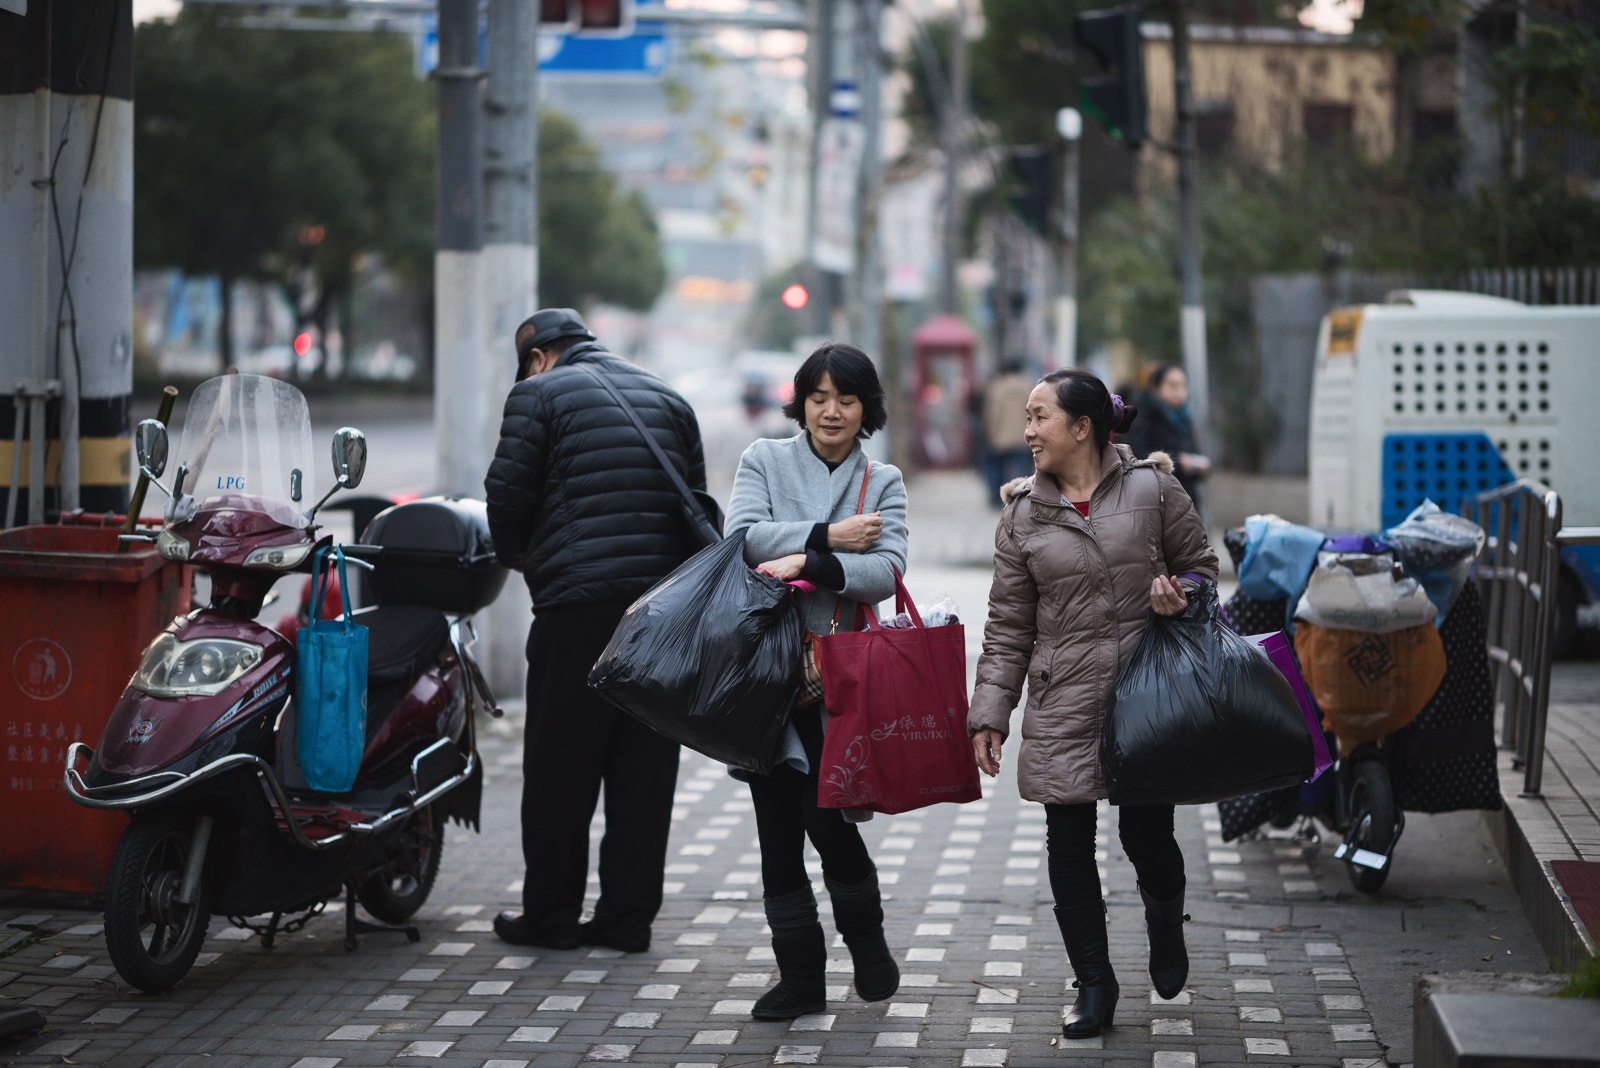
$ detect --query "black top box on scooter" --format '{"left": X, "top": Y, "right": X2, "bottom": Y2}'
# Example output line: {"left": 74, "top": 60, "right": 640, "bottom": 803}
{"left": 361, "top": 497, "right": 509, "bottom": 614}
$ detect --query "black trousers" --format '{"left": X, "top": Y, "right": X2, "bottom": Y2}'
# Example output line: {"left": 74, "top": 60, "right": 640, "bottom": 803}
{"left": 1045, "top": 802, "right": 1185, "bottom": 909}
{"left": 520, "top": 601, "right": 680, "bottom": 942}
{"left": 748, "top": 705, "right": 874, "bottom": 897}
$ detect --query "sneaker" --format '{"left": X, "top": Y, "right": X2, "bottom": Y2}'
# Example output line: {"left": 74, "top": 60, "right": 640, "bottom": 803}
{"left": 577, "top": 921, "right": 649, "bottom": 954}
{"left": 493, "top": 912, "right": 580, "bottom": 950}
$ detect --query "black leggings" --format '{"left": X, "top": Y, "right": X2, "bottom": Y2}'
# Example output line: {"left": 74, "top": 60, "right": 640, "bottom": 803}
{"left": 1045, "top": 802, "right": 1185, "bottom": 908}
{"left": 748, "top": 705, "right": 875, "bottom": 897}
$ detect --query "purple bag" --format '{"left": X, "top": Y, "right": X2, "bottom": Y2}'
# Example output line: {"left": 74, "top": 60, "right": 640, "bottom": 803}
{"left": 1246, "top": 631, "right": 1333, "bottom": 782}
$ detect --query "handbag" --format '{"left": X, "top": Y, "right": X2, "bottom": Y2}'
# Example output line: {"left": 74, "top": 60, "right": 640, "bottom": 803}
{"left": 794, "top": 463, "right": 873, "bottom": 708}
{"left": 588, "top": 530, "right": 803, "bottom": 774}
{"left": 576, "top": 364, "right": 723, "bottom": 549}
{"left": 1101, "top": 580, "right": 1316, "bottom": 805}
{"left": 811, "top": 571, "right": 982, "bottom": 814}
{"left": 296, "top": 546, "right": 369, "bottom": 793}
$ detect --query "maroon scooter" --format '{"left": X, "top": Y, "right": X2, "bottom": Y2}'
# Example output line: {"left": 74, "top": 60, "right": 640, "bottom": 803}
{"left": 63, "top": 374, "right": 506, "bottom": 993}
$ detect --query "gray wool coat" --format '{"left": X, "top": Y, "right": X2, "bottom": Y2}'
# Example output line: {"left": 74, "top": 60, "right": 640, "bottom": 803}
{"left": 726, "top": 433, "right": 909, "bottom": 637}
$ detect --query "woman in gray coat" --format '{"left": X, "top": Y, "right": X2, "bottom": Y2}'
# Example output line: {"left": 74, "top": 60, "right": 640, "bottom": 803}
{"left": 725, "top": 342, "right": 908, "bottom": 1021}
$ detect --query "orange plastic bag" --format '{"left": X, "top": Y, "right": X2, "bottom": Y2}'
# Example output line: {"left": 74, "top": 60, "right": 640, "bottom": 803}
{"left": 1292, "top": 621, "right": 1446, "bottom": 750}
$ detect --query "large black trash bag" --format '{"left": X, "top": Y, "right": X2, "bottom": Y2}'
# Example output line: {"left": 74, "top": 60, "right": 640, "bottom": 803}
{"left": 1101, "top": 581, "right": 1314, "bottom": 806}
{"left": 588, "top": 530, "right": 804, "bottom": 774}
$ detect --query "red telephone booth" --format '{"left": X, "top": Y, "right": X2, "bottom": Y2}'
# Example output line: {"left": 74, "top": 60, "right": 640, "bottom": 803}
{"left": 910, "top": 314, "right": 979, "bottom": 469}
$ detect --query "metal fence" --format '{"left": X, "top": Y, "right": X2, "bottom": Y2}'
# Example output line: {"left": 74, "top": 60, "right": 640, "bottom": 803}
{"left": 1454, "top": 265, "right": 1600, "bottom": 306}
{"left": 1470, "top": 480, "right": 1600, "bottom": 797}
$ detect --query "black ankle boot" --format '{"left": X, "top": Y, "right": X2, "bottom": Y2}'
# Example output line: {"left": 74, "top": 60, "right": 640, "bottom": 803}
{"left": 752, "top": 889, "right": 827, "bottom": 1021}
{"left": 826, "top": 871, "right": 899, "bottom": 1002}
{"left": 1140, "top": 880, "right": 1189, "bottom": 1000}
{"left": 1054, "top": 903, "right": 1119, "bottom": 1039}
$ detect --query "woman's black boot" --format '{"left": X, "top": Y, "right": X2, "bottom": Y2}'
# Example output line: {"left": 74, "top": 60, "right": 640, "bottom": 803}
{"left": 752, "top": 888, "right": 827, "bottom": 1021}
{"left": 1054, "top": 904, "right": 1119, "bottom": 1039}
{"left": 826, "top": 871, "right": 899, "bottom": 1001}
{"left": 1140, "top": 880, "right": 1190, "bottom": 1000}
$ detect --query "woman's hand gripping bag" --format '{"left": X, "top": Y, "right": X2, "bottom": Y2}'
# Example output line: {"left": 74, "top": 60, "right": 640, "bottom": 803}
{"left": 588, "top": 531, "right": 804, "bottom": 775}
{"left": 1101, "top": 581, "right": 1316, "bottom": 805}
{"left": 812, "top": 574, "right": 982, "bottom": 815}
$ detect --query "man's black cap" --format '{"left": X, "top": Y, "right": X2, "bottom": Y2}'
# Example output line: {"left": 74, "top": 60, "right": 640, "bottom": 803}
{"left": 516, "top": 307, "right": 596, "bottom": 362}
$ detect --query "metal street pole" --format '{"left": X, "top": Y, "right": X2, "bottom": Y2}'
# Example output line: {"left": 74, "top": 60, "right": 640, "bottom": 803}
{"left": 1170, "top": 0, "right": 1209, "bottom": 434}
{"left": 434, "top": 0, "right": 485, "bottom": 498}
{"left": 939, "top": 0, "right": 966, "bottom": 316}
{"left": 1054, "top": 106, "right": 1082, "bottom": 370}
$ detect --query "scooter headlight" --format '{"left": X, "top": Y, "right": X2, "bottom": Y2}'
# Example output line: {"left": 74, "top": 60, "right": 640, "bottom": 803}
{"left": 156, "top": 529, "right": 190, "bottom": 561}
{"left": 133, "top": 633, "right": 263, "bottom": 697}
{"left": 243, "top": 542, "right": 314, "bottom": 569}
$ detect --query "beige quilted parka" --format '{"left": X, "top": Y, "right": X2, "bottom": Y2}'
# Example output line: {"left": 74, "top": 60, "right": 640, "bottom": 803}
{"left": 968, "top": 444, "right": 1219, "bottom": 805}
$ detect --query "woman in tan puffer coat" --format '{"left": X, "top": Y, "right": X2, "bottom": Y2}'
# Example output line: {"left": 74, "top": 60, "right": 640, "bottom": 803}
{"left": 969, "top": 369, "right": 1217, "bottom": 1041}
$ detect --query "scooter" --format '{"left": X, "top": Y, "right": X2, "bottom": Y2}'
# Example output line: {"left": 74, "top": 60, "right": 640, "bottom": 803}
{"left": 63, "top": 374, "right": 507, "bottom": 993}
{"left": 1269, "top": 734, "right": 1404, "bottom": 893}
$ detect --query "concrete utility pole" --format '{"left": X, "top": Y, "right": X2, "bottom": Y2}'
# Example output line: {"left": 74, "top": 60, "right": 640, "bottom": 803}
{"left": 434, "top": 0, "right": 485, "bottom": 498}
{"left": 1169, "top": 0, "right": 1210, "bottom": 433}
{"left": 850, "top": 0, "right": 884, "bottom": 364}
{"left": 0, "top": 0, "right": 134, "bottom": 527}
{"left": 1055, "top": 106, "right": 1082, "bottom": 370}
{"left": 479, "top": 0, "right": 539, "bottom": 697}
{"left": 938, "top": 0, "right": 967, "bottom": 316}
{"left": 804, "top": 0, "right": 836, "bottom": 336}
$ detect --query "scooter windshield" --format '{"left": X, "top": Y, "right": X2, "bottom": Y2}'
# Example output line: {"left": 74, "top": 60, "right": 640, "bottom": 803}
{"left": 172, "top": 375, "right": 316, "bottom": 528}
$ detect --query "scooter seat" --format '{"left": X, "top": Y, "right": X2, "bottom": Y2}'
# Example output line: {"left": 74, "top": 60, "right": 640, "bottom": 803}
{"left": 348, "top": 605, "right": 451, "bottom": 685}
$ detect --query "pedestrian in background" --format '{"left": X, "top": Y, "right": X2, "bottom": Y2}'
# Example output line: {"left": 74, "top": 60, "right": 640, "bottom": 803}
{"left": 980, "top": 361, "right": 1036, "bottom": 507}
{"left": 968, "top": 369, "right": 1218, "bottom": 1039}
{"left": 1124, "top": 363, "right": 1210, "bottom": 511}
{"left": 725, "top": 342, "right": 908, "bottom": 1020}
{"left": 484, "top": 307, "right": 706, "bottom": 954}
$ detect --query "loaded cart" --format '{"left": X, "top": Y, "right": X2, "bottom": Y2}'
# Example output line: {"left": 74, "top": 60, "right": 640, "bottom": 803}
{"left": 1217, "top": 510, "right": 1502, "bottom": 894}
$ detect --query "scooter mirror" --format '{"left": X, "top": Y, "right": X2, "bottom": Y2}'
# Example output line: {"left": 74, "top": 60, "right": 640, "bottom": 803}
{"left": 332, "top": 427, "right": 367, "bottom": 490}
{"left": 135, "top": 419, "right": 168, "bottom": 479}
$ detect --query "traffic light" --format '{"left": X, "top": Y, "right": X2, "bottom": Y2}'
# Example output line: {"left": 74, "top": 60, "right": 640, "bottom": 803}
{"left": 540, "top": 0, "right": 575, "bottom": 29}
{"left": 1006, "top": 147, "right": 1053, "bottom": 237}
{"left": 1072, "top": 4, "right": 1146, "bottom": 148}
{"left": 540, "top": 0, "right": 634, "bottom": 35}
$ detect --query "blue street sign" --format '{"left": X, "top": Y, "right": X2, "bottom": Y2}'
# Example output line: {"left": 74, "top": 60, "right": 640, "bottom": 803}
{"left": 541, "top": 24, "right": 667, "bottom": 75}
{"left": 415, "top": 17, "right": 666, "bottom": 77}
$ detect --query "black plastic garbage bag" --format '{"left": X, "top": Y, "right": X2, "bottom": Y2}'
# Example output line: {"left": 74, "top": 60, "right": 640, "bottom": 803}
{"left": 1101, "top": 581, "right": 1314, "bottom": 805}
{"left": 588, "top": 531, "right": 803, "bottom": 774}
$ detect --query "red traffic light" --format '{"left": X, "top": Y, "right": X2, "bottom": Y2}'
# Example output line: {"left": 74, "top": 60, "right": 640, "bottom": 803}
{"left": 781, "top": 284, "right": 809, "bottom": 310}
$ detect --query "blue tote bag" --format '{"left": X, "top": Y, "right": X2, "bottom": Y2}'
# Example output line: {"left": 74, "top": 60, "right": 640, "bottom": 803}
{"left": 297, "top": 546, "right": 368, "bottom": 792}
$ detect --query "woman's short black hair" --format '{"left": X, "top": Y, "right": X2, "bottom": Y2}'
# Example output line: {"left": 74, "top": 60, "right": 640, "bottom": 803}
{"left": 1039, "top": 368, "right": 1138, "bottom": 452}
{"left": 782, "top": 341, "right": 888, "bottom": 438}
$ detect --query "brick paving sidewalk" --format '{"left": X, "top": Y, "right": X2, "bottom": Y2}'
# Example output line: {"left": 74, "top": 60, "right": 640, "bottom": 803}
{"left": 1, "top": 698, "right": 1402, "bottom": 1068}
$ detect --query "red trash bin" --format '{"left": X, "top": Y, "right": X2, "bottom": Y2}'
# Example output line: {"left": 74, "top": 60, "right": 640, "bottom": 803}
{"left": 0, "top": 525, "right": 190, "bottom": 894}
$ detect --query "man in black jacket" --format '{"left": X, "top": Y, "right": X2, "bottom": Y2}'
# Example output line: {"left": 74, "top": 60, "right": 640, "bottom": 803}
{"left": 485, "top": 307, "right": 706, "bottom": 953}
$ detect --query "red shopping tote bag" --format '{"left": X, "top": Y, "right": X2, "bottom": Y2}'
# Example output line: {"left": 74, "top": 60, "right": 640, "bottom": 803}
{"left": 812, "top": 573, "right": 982, "bottom": 814}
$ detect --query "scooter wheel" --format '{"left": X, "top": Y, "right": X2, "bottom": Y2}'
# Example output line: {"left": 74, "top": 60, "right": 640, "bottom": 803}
{"left": 1344, "top": 761, "right": 1396, "bottom": 894}
{"left": 357, "top": 802, "right": 444, "bottom": 924}
{"left": 104, "top": 812, "right": 211, "bottom": 993}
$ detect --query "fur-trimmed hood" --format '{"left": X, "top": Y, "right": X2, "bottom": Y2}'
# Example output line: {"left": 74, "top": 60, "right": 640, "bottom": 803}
{"left": 998, "top": 449, "right": 1173, "bottom": 506}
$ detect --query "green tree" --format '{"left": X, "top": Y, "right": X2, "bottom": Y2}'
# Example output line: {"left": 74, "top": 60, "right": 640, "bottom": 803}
{"left": 134, "top": 9, "right": 432, "bottom": 370}
{"left": 537, "top": 111, "right": 666, "bottom": 311}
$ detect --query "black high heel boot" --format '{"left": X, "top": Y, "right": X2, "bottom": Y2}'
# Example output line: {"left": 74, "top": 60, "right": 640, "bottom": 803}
{"left": 826, "top": 871, "right": 899, "bottom": 1001}
{"left": 1054, "top": 903, "right": 1119, "bottom": 1039}
{"left": 751, "top": 888, "right": 827, "bottom": 1021}
{"left": 1140, "top": 880, "right": 1190, "bottom": 1000}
